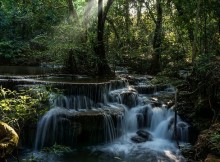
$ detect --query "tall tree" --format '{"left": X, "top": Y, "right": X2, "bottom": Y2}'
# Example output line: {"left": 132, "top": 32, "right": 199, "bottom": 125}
{"left": 95, "top": 0, "right": 114, "bottom": 76}
{"left": 125, "top": 0, "right": 130, "bottom": 43}
{"left": 150, "top": 0, "right": 163, "bottom": 74}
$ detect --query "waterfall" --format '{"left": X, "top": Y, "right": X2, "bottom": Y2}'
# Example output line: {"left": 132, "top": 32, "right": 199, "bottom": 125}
{"left": 34, "top": 107, "right": 76, "bottom": 150}
{"left": 34, "top": 77, "right": 188, "bottom": 161}
{"left": 103, "top": 114, "right": 117, "bottom": 142}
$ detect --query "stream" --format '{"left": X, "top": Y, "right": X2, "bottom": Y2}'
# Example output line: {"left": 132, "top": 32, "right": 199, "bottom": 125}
{"left": 1, "top": 67, "right": 189, "bottom": 162}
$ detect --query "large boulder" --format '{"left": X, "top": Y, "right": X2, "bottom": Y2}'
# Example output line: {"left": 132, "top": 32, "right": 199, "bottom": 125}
{"left": 131, "top": 130, "right": 153, "bottom": 143}
{"left": 136, "top": 130, "right": 153, "bottom": 141}
{"left": 0, "top": 121, "right": 19, "bottom": 159}
{"left": 131, "top": 135, "right": 147, "bottom": 143}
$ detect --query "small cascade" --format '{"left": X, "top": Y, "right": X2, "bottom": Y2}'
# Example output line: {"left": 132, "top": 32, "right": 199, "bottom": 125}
{"left": 115, "top": 114, "right": 126, "bottom": 137}
{"left": 34, "top": 107, "right": 76, "bottom": 150}
{"left": 44, "top": 79, "right": 130, "bottom": 111}
{"left": 52, "top": 95, "right": 95, "bottom": 110}
{"left": 34, "top": 75, "right": 189, "bottom": 161}
{"left": 103, "top": 114, "right": 117, "bottom": 142}
{"left": 35, "top": 107, "right": 126, "bottom": 150}
{"left": 177, "top": 121, "right": 189, "bottom": 142}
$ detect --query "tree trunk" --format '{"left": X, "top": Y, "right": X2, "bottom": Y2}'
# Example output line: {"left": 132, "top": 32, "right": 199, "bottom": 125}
{"left": 192, "top": 0, "right": 201, "bottom": 63}
{"left": 150, "top": 0, "right": 163, "bottom": 74}
{"left": 172, "top": 1, "right": 195, "bottom": 61}
{"left": 67, "top": 0, "right": 78, "bottom": 21}
{"left": 94, "top": 0, "right": 114, "bottom": 76}
{"left": 67, "top": 49, "right": 78, "bottom": 74}
{"left": 136, "top": 1, "right": 142, "bottom": 26}
{"left": 125, "top": 0, "right": 130, "bottom": 43}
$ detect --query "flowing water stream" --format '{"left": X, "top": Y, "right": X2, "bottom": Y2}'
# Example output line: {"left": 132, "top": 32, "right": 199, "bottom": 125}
{"left": 9, "top": 75, "right": 188, "bottom": 162}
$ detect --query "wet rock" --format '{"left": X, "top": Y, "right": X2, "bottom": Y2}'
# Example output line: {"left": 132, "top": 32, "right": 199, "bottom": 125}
{"left": 109, "top": 88, "right": 138, "bottom": 108}
{"left": 166, "top": 100, "right": 174, "bottom": 108}
{"left": 131, "top": 130, "right": 153, "bottom": 143}
{"left": 119, "top": 75, "right": 137, "bottom": 85}
{"left": 150, "top": 97, "right": 162, "bottom": 107}
{"left": 121, "top": 91, "right": 138, "bottom": 108}
{"left": 136, "top": 130, "right": 153, "bottom": 141}
{"left": 131, "top": 135, "right": 147, "bottom": 143}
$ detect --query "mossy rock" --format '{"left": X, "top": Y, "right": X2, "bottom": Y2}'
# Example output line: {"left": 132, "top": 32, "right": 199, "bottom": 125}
{"left": 194, "top": 123, "right": 220, "bottom": 160}
{"left": 0, "top": 121, "right": 19, "bottom": 158}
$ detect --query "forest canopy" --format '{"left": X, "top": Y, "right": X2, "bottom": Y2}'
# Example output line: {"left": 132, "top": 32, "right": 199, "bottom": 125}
{"left": 0, "top": 0, "right": 219, "bottom": 75}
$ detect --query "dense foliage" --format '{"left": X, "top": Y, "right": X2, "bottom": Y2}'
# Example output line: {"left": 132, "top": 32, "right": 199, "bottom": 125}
{"left": 0, "top": 86, "right": 50, "bottom": 134}
{"left": 0, "top": 0, "right": 219, "bottom": 75}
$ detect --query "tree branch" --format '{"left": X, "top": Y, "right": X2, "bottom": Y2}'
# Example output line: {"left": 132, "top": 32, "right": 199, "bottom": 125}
{"left": 144, "top": 1, "right": 157, "bottom": 24}
{"left": 102, "top": 0, "right": 114, "bottom": 27}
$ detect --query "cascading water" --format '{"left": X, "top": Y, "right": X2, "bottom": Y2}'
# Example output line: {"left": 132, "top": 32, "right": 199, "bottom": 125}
{"left": 34, "top": 107, "right": 78, "bottom": 150}
{"left": 103, "top": 114, "right": 117, "bottom": 142}
{"left": 34, "top": 76, "right": 189, "bottom": 161}
{"left": 34, "top": 80, "right": 129, "bottom": 150}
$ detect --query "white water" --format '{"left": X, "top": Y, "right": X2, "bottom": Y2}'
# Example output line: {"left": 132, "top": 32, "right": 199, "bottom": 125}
{"left": 93, "top": 103, "right": 187, "bottom": 161}
{"left": 35, "top": 77, "right": 188, "bottom": 161}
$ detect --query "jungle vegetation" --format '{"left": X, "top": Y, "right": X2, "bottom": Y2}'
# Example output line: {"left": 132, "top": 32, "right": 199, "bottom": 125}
{"left": 0, "top": 0, "right": 219, "bottom": 76}
{"left": 0, "top": 1, "right": 220, "bottom": 160}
